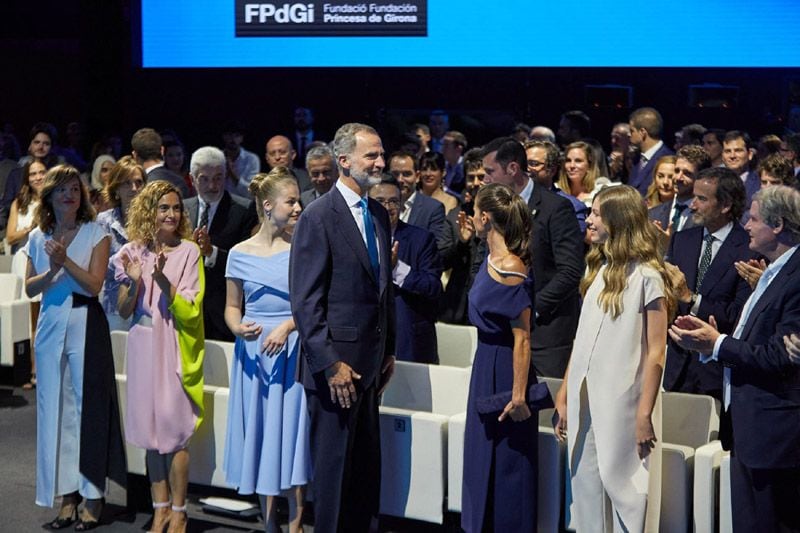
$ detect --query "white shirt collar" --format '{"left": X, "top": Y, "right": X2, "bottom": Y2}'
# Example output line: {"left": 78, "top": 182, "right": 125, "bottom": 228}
{"left": 704, "top": 221, "right": 734, "bottom": 243}
{"left": 641, "top": 140, "right": 664, "bottom": 162}
{"left": 336, "top": 179, "right": 364, "bottom": 207}
{"left": 519, "top": 177, "right": 534, "bottom": 204}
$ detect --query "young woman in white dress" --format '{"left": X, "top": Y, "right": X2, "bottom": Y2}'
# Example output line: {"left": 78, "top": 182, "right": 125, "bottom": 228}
{"left": 554, "top": 185, "right": 675, "bottom": 532}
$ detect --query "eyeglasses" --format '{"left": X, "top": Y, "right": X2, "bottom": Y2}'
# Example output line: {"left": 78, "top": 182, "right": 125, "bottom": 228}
{"left": 374, "top": 198, "right": 401, "bottom": 208}
{"left": 527, "top": 160, "right": 546, "bottom": 169}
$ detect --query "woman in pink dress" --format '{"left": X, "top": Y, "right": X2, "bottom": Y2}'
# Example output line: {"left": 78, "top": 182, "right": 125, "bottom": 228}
{"left": 115, "top": 180, "right": 205, "bottom": 533}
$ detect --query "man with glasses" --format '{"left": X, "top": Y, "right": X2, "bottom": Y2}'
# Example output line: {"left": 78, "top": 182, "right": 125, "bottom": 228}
{"left": 370, "top": 175, "right": 442, "bottom": 363}
{"left": 525, "top": 139, "right": 586, "bottom": 233}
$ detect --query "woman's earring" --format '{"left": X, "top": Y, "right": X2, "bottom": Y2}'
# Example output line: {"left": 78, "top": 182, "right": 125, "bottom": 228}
{"left": 265, "top": 210, "right": 272, "bottom": 220}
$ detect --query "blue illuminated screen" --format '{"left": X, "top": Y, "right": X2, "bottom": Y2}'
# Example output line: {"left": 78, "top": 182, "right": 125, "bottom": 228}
{"left": 141, "top": 0, "right": 800, "bottom": 68}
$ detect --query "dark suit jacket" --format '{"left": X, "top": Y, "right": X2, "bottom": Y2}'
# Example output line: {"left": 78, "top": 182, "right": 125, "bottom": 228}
{"left": 663, "top": 224, "right": 755, "bottom": 397}
{"left": 300, "top": 188, "right": 321, "bottom": 208}
{"left": 527, "top": 184, "right": 585, "bottom": 376}
{"left": 185, "top": 191, "right": 257, "bottom": 341}
{"left": 407, "top": 192, "right": 454, "bottom": 261}
{"left": 393, "top": 221, "right": 443, "bottom": 364}
{"left": 629, "top": 143, "right": 674, "bottom": 196}
{"left": 291, "top": 167, "right": 312, "bottom": 193}
{"left": 148, "top": 165, "right": 190, "bottom": 198}
{"left": 717, "top": 247, "right": 800, "bottom": 469}
{"left": 649, "top": 200, "right": 698, "bottom": 234}
{"left": 289, "top": 185, "right": 395, "bottom": 391}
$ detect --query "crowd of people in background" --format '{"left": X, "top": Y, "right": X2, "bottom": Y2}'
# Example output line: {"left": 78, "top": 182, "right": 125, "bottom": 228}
{"left": 2, "top": 104, "right": 799, "bottom": 532}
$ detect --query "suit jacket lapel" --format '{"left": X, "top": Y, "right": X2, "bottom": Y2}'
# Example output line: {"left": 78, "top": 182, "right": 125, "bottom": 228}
{"left": 371, "top": 199, "right": 390, "bottom": 294}
{"left": 186, "top": 198, "right": 199, "bottom": 229}
{"left": 700, "top": 225, "right": 745, "bottom": 294}
{"left": 683, "top": 230, "right": 703, "bottom": 290}
{"left": 331, "top": 187, "right": 377, "bottom": 285}
{"left": 740, "top": 249, "right": 800, "bottom": 340}
{"left": 209, "top": 192, "right": 231, "bottom": 236}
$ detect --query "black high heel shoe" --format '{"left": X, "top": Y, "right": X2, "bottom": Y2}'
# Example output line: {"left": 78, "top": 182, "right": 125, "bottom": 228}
{"left": 48, "top": 507, "right": 78, "bottom": 529}
{"left": 74, "top": 498, "right": 104, "bottom": 531}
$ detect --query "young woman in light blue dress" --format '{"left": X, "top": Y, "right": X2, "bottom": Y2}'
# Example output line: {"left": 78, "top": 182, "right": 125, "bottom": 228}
{"left": 223, "top": 167, "right": 310, "bottom": 533}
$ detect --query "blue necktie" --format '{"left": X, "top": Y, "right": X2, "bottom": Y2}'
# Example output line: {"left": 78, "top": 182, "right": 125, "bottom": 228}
{"left": 360, "top": 197, "right": 380, "bottom": 282}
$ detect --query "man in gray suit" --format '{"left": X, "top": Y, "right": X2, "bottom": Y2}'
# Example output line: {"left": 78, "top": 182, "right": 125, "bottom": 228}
{"left": 300, "top": 144, "right": 336, "bottom": 207}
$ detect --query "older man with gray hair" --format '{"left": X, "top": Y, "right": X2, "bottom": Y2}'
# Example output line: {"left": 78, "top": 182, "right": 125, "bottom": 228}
{"left": 669, "top": 184, "right": 800, "bottom": 531}
{"left": 184, "top": 146, "right": 257, "bottom": 340}
{"left": 301, "top": 144, "right": 336, "bottom": 207}
{"left": 290, "top": 123, "right": 395, "bottom": 533}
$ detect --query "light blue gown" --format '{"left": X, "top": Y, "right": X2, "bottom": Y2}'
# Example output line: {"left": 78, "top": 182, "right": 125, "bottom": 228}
{"left": 223, "top": 249, "right": 311, "bottom": 495}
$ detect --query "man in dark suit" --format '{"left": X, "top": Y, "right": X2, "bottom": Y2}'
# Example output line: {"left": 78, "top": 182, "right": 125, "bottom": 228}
{"left": 289, "top": 123, "right": 395, "bottom": 533}
{"left": 664, "top": 167, "right": 755, "bottom": 399}
{"left": 649, "top": 145, "right": 710, "bottom": 235}
{"left": 185, "top": 146, "right": 257, "bottom": 341}
{"left": 481, "top": 137, "right": 584, "bottom": 377}
{"left": 669, "top": 185, "right": 800, "bottom": 532}
{"left": 722, "top": 130, "right": 761, "bottom": 213}
{"left": 388, "top": 151, "right": 454, "bottom": 260}
{"left": 370, "top": 175, "right": 442, "bottom": 364}
{"left": 131, "top": 127, "right": 190, "bottom": 198}
{"left": 265, "top": 134, "right": 311, "bottom": 192}
{"left": 299, "top": 144, "right": 336, "bottom": 208}
{"left": 628, "top": 107, "right": 674, "bottom": 196}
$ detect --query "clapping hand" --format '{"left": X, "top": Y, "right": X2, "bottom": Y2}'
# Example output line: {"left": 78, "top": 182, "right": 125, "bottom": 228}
{"left": 456, "top": 211, "right": 475, "bottom": 243}
{"left": 390, "top": 241, "right": 399, "bottom": 269}
{"left": 44, "top": 236, "right": 67, "bottom": 270}
{"left": 152, "top": 243, "right": 167, "bottom": 280}
{"left": 784, "top": 333, "right": 800, "bottom": 365}
{"left": 734, "top": 258, "right": 766, "bottom": 290}
{"left": 668, "top": 314, "right": 720, "bottom": 353}
{"left": 121, "top": 253, "right": 143, "bottom": 283}
{"left": 192, "top": 226, "right": 212, "bottom": 257}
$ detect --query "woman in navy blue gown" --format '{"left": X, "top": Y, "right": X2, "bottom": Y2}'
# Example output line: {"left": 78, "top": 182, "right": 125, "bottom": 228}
{"left": 461, "top": 182, "right": 541, "bottom": 532}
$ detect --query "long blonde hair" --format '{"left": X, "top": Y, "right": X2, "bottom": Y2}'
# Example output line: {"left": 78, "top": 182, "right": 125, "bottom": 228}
{"left": 125, "top": 180, "right": 191, "bottom": 246}
{"left": 581, "top": 185, "right": 675, "bottom": 319}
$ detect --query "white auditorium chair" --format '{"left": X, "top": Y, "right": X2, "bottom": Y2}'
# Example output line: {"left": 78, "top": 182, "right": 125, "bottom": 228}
{"left": 0, "top": 249, "right": 13, "bottom": 273}
{"left": 660, "top": 392, "right": 720, "bottom": 533}
{"left": 435, "top": 322, "right": 477, "bottom": 367}
{"left": 379, "top": 361, "right": 471, "bottom": 523}
{"left": 718, "top": 454, "right": 733, "bottom": 533}
{"left": 693, "top": 440, "right": 727, "bottom": 533}
{"left": 0, "top": 272, "right": 31, "bottom": 367}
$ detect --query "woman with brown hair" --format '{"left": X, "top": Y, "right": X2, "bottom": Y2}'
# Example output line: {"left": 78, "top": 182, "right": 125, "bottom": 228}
{"left": 558, "top": 141, "right": 601, "bottom": 205}
{"left": 25, "top": 164, "right": 126, "bottom": 530}
{"left": 7, "top": 160, "right": 47, "bottom": 389}
{"left": 96, "top": 156, "right": 146, "bottom": 330}
{"left": 115, "top": 180, "right": 205, "bottom": 533}
{"left": 644, "top": 155, "right": 677, "bottom": 208}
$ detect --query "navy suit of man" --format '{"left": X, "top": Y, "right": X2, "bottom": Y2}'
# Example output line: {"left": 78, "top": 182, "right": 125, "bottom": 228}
{"left": 185, "top": 191, "right": 256, "bottom": 341}
{"left": 406, "top": 191, "right": 453, "bottom": 260}
{"left": 393, "top": 220, "right": 442, "bottom": 363}
{"left": 526, "top": 184, "right": 584, "bottom": 377}
{"left": 663, "top": 224, "right": 754, "bottom": 398}
{"left": 289, "top": 184, "right": 394, "bottom": 533}
{"left": 716, "top": 248, "right": 800, "bottom": 531}
{"left": 628, "top": 143, "right": 673, "bottom": 196}
{"left": 649, "top": 200, "right": 698, "bottom": 233}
